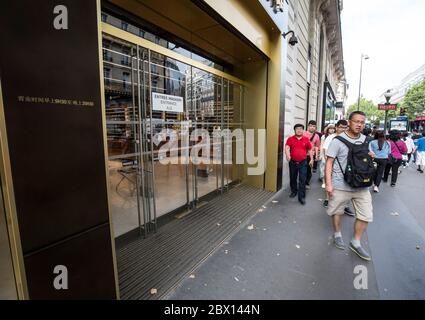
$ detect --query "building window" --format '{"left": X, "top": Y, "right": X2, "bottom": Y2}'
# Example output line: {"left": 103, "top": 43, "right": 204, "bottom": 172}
{"left": 122, "top": 72, "right": 130, "bottom": 89}
{"left": 101, "top": 13, "right": 108, "bottom": 22}
{"left": 121, "top": 22, "right": 128, "bottom": 31}
{"left": 121, "top": 50, "right": 130, "bottom": 66}
{"left": 139, "top": 29, "right": 145, "bottom": 38}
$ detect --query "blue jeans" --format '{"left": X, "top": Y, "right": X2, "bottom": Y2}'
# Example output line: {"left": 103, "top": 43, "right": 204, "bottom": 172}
{"left": 289, "top": 160, "right": 308, "bottom": 200}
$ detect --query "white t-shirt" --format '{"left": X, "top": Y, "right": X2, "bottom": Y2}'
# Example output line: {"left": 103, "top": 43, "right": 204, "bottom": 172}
{"left": 322, "top": 133, "right": 337, "bottom": 157}
{"left": 403, "top": 137, "right": 415, "bottom": 153}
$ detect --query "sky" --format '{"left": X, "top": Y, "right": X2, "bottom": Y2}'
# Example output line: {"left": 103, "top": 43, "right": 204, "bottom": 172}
{"left": 341, "top": 0, "right": 425, "bottom": 106}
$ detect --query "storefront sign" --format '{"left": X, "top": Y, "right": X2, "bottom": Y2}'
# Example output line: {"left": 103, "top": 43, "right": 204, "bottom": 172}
{"left": 152, "top": 92, "right": 184, "bottom": 113}
{"left": 378, "top": 104, "right": 397, "bottom": 111}
{"left": 416, "top": 116, "right": 425, "bottom": 121}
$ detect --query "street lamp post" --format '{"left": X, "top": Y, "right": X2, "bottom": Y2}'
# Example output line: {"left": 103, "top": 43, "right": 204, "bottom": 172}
{"left": 384, "top": 90, "right": 394, "bottom": 135}
{"left": 357, "top": 54, "right": 370, "bottom": 111}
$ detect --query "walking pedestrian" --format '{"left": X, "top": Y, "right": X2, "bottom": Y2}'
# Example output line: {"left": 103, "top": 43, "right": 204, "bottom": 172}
{"left": 285, "top": 124, "right": 314, "bottom": 205}
{"left": 303, "top": 120, "right": 321, "bottom": 189}
{"left": 325, "top": 111, "right": 375, "bottom": 261}
{"left": 369, "top": 131, "right": 391, "bottom": 193}
{"left": 322, "top": 120, "right": 356, "bottom": 217}
{"left": 402, "top": 132, "right": 415, "bottom": 167}
{"left": 383, "top": 131, "right": 408, "bottom": 187}
{"left": 414, "top": 131, "right": 425, "bottom": 174}
{"left": 411, "top": 129, "right": 422, "bottom": 163}
{"left": 319, "top": 124, "right": 336, "bottom": 183}
{"left": 371, "top": 126, "right": 378, "bottom": 138}
{"left": 321, "top": 120, "right": 355, "bottom": 216}
{"left": 363, "top": 127, "right": 374, "bottom": 143}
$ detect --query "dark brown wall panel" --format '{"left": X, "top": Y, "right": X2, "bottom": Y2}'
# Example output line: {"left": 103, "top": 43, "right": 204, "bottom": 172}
{"left": 0, "top": 0, "right": 117, "bottom": 298}
{"left": 0, "top": 1, "right": 108, "bottom": 252}
{"left": 25, "top": 225, "right": 116, "bottom": 300}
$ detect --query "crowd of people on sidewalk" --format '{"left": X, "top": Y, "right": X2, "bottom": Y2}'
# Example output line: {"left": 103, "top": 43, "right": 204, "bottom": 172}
{"left": 285, "top": 112, "right": 425, "bottom": 262}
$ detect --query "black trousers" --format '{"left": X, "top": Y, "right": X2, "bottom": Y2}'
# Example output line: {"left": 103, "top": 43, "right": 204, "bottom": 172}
{"left": 384, "top": 159, "right": 402, "bottom": 185}
{"left": 313, "top": 159, "right": 318, "bottom": 170}
{"left": 374, "top": 158, "right": 388, "bottom": 187}
{"left": 289, "top": 160, "right": 308, "bottom": 200}
{"left": 306, "top": 156, "right": 313, "bottom": 185}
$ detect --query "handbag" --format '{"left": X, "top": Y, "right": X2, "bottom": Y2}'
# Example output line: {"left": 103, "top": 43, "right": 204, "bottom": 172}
{"left": 388, "top": 141, "right": 404, "bottom": 165}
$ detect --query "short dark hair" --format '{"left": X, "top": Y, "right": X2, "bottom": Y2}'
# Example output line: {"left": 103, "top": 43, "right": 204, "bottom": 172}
{"left": 389, "top": 130, "right": 400, "bottom": 141}
{"left": 375, "top": 131, "right": 385, "bottom": 140}
{"left": 363, "top": 128, "right": 372, "bottom": 135}
{"left": 294, "top": 124, "right": 305, "bottom": 131}
{"left": 349, "top": 111, "right": 366, "bottom": 120}
{"left": 308, "top": 120, "right": 317, "bottom": 126}
{"left": 336, "top": 120, "right": 348, "bottom": 127}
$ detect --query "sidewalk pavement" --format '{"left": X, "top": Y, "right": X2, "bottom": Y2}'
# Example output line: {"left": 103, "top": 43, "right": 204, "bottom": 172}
{"left": 166, "top": 164, "right": 425, "bottom": 300}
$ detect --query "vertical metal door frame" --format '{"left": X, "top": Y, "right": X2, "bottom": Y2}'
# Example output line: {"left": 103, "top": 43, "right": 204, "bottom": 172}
{"left": 136, "top": 45, "right": 149, "bottom": 238}
{"left": 215, "top": 81, "right": 219, "bottom": 192}
{"left": 147, "top": 50, "right": 157, "bottom": 233}
{"left": 192, "top": 68, "right": 198, "bottom": 206}
{"left": 220, "top": 77, "right": 225, "bottom": 194}
{"left": 184, "top": 68, "right": 191, "bottom": 210}
{"left": 226, "top": 80, "right": 230, "bottom": 190}
{"left": 130, "top": 49, "right": 143, "bottom": 236}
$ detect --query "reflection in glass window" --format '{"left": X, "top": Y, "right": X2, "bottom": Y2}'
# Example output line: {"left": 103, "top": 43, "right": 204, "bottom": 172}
{"left": 102, "top": 12, "right": 224, "bottom": 72}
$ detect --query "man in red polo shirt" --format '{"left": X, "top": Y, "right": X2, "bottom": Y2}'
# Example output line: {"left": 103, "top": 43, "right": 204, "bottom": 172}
{"left": 285, "top": 124, "right": 314, "bottom": 205}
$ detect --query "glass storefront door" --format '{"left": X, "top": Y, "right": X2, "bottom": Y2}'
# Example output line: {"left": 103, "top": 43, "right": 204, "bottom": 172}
{"left": 102, "top": 32, "right": 245, "bottom": 239}
{"left": 103, "top": 36, "right": 144, "bottom": 238}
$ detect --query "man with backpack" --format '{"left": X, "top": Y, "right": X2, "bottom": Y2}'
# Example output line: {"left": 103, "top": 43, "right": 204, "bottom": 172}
{"left": 325, "top": 111, "right": 376, "bottom": 261}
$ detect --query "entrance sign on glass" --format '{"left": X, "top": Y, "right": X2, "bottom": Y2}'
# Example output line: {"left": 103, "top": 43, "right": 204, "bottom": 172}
{"left": 152, "top": 93, "right": 184, "bottom": 113}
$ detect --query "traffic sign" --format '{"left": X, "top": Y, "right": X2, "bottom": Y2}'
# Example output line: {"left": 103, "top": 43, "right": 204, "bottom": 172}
{"left": 378, "top": 104, "right": 397, "bottom": 111}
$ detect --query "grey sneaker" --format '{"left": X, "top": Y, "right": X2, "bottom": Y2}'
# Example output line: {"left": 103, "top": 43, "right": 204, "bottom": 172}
{"left": 334, "top": 236, "right": 346, "bottom": 250}
{"left": 350, "top": 243, "right": 371, "bottom": 261}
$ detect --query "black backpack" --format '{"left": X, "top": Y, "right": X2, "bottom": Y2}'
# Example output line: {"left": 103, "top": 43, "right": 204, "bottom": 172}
{"left": 335, "top": 136, "right": 376, "bottom": 188}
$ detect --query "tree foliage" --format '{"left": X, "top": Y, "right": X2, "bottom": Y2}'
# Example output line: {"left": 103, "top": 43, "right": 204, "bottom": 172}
{"left": 402, "top": 80, "right": 425, "bottom": 120}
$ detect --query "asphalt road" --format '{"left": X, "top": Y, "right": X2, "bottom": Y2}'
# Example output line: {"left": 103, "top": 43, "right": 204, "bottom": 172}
{"left": 167, "top": 163, "right": 425, "bottom": 300}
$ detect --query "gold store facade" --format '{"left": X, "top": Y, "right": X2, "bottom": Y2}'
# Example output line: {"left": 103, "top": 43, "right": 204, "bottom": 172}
{"left": 0, "top": 0, "right": 345, "bottom": 299}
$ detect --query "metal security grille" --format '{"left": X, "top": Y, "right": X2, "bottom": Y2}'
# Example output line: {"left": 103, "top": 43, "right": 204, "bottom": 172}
{"left": 117, "top": 184, "right": 273, "bottom": 300}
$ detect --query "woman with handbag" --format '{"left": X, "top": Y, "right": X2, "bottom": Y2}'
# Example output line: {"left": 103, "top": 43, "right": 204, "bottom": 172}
{"left": 369, "top": 131, "right": 391, "bottom": 193}
{"left": 383, "top": 130, "right": 408, "bottom": 187}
